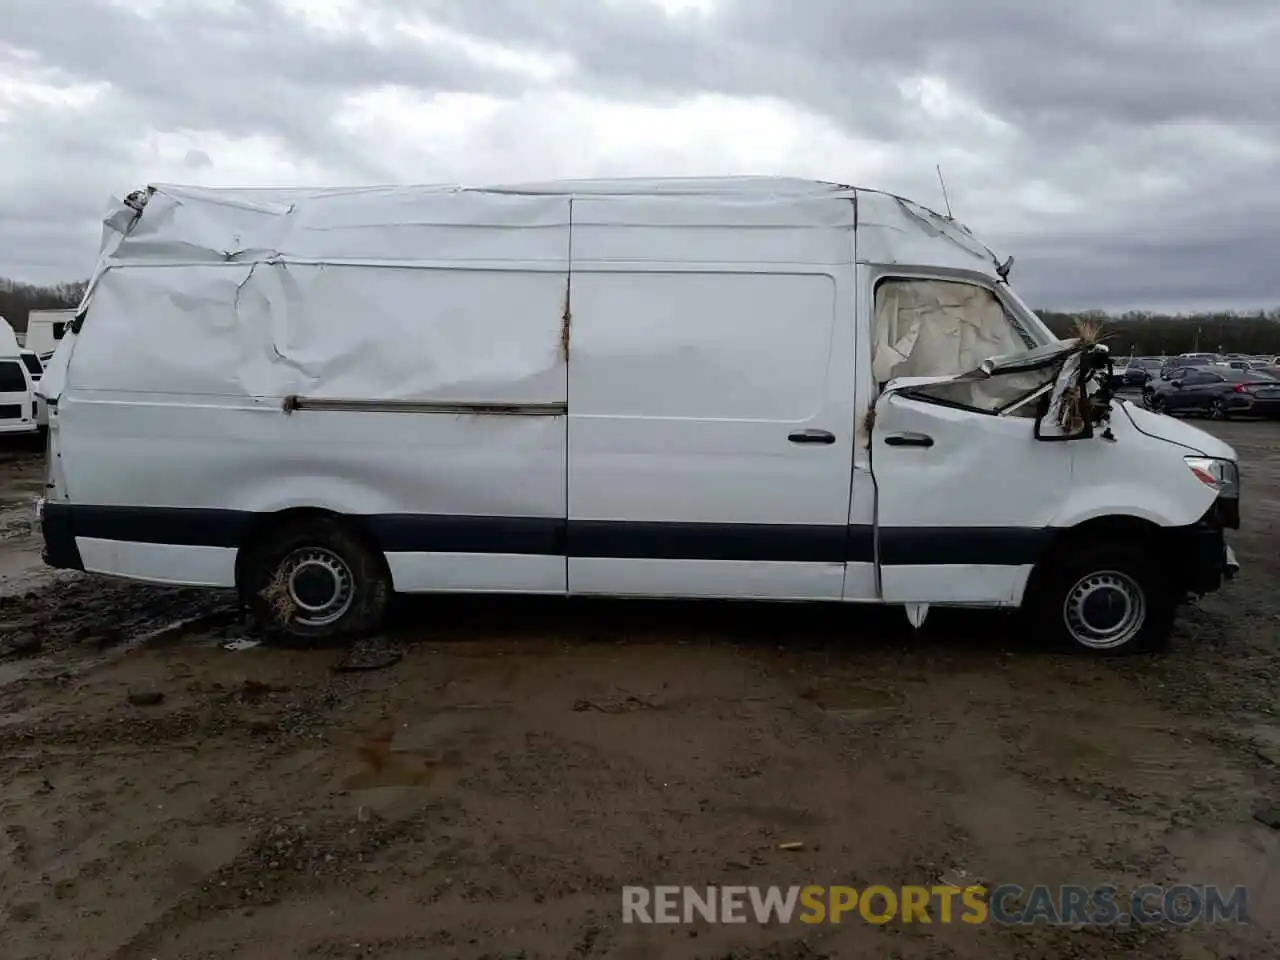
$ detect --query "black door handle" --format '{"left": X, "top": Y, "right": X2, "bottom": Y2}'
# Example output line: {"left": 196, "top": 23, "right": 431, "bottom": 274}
{"left": 789, "top": 429, "right": 836, "bottom": 445}
{"left": 884, "top": 432, "right": 934, "bottom": 448}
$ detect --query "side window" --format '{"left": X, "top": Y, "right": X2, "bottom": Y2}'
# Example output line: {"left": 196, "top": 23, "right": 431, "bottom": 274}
{"left": 872, "top": 277, "right": 1035, "bottom": 386}
{"left": 53, "top": 322, "right": 67, "bottom": 340}
{"left": 1182, "top": 372, "right": 1211, "bottom": 386}
{"left": 0, "top": 361, "right": 27, "bottom": 392}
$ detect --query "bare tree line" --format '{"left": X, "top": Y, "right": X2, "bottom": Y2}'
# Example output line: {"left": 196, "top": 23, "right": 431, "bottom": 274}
{"left": 2, "top": 276, "right": 1279, "bottom": 356}
{"left": 1037, "top": 308, "right": 1280, "bottom": 356}
{"left": 0, "top": 278, "right": 89, "bottom": 331}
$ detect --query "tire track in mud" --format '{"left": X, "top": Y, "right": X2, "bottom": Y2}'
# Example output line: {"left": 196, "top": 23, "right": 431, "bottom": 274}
{"left": 0, "top": 576, "right": 237, "bottom": 690}
{"left": 104, "top": 804, "right": 454, "bottom": 960}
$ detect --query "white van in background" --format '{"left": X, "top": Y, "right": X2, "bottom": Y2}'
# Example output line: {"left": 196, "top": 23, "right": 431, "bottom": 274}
{"left": 35, "top": 179, "right": 1241, "bottom": 655}
{"left": 0, "top": 318, "right": 39, "bottom": 437}
{"left": 20, "top": 350, "right": 47, "bottom": 428}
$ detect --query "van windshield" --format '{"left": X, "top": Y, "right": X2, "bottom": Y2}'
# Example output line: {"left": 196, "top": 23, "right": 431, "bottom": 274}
{"left": 872, "top": 277, "right": 1038, "bottom": 386}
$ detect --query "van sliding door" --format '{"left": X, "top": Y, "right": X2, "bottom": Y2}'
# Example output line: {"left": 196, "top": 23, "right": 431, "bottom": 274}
{"left": 565, "top": 197, "right": 858, "bottom": 599}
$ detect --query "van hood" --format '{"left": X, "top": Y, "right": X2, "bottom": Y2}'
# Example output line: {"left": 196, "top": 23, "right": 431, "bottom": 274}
{"left": 1117, "top": 399, "right": 1237, "bottom": 460}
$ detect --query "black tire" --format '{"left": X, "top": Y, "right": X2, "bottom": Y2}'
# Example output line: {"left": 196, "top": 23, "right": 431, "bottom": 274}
{"left": 1210, "top": 397, "right": 1229, "bottom": 420}
{"left": 1024, "top": 543, "right": 1175, "bottom": 656}
{"left": 239, "top": 516, "right": 390, "bottom": 646}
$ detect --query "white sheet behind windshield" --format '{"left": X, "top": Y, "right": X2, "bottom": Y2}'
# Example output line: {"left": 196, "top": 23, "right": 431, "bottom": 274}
{"left": 872, "top": 278, "right": 1035, "bottom": 386}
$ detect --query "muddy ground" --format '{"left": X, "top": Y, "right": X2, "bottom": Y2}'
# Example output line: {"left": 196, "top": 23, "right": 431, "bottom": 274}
{"left": 0, "top": 419, "right": 1278, "bottom": 959}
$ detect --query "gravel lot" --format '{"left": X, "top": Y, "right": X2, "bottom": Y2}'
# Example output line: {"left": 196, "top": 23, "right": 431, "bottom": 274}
{"left": 1, "top": 417, "right": 1278, "bottom": 959}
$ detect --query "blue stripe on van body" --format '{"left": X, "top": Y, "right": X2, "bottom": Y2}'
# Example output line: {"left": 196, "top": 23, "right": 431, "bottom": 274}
{"left": 43, "top": 504, "right": 1053, "bottom": 568}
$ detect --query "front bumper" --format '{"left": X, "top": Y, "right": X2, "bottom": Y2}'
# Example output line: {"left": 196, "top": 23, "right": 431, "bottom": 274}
{"left": 1172, "top": 499, "right": 1239, "bottom": 597}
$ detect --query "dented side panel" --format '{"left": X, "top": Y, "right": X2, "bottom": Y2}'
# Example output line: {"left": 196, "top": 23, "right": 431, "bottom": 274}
{"left": 59, "top": 199, "right": 572, "bottom": 594}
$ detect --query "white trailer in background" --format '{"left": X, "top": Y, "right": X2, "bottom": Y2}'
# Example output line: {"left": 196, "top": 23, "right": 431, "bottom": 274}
{"left": 25, "top": 308, "right": 76, "bottom": 360}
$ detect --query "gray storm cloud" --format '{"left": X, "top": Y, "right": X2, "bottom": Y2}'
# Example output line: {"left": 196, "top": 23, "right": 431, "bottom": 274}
{"left": 1, "top": 0, "right": 1276, "bottom": 310}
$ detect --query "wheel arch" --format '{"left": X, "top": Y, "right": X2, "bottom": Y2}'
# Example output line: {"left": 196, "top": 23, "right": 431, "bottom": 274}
{"left": 233, "top": 507, "right": 388, "bottom": 591}
{"left": 1022, "top": 511, "right": 1213, "bottom": 607}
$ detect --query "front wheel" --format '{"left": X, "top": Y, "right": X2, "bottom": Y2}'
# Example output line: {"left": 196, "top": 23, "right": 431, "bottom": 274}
{"left": 1024, "top": 545, "right": 1175, "bottom": 655}
{"left": 239, "top": 516, "right": 391, "bottom": 646}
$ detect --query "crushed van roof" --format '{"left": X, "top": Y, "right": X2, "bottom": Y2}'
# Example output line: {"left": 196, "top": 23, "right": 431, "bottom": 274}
{"left": 89, "top": 177, "right": 1007, "bottom": 280}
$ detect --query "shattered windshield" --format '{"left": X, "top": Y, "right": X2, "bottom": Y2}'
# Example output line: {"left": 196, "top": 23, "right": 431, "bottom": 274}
{"left": 900, "top": 367, "right": 1056, "bottom": 417}
{"left": 891, "top": 338, "right": 1082, "bottom": 417}
{"left": 872, "top": 278, "right": 1038, "bottom": 388}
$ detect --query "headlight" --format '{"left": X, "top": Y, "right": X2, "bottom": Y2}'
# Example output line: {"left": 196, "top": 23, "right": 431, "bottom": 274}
{"left": 1184, "top": 456, "right": 1240, "bottom": 499}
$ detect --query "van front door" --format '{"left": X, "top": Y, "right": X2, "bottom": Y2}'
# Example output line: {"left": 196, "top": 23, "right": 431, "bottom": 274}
{"left": 871, "top": 389, "right": 1071, "bottom": 604}
{"left": 565, "top": 255, "right": 858, "bottom": 598}
{"left": 867, "top": 276, "right": 1071, "bottom": 605}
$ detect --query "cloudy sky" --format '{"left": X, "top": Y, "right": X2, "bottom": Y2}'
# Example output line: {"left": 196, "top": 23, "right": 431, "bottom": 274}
{"left": 1, "top": 0, "right": 1276, "bottom": 311}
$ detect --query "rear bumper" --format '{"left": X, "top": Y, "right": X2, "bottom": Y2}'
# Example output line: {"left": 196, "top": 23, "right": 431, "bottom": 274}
{"left": 36, "top": 499, "right": 84, "bottom": 571}
{"left": 1225, "top": 396, "right": 1280, "bottom": 416}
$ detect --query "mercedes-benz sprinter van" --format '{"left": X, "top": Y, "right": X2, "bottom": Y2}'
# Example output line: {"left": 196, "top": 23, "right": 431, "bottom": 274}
{"left": 35, "top": 179, "right": 1239, "bottom": 654}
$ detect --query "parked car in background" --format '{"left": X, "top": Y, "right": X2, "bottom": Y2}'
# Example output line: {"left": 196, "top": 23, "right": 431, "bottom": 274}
{"left": 1145, "top": 364, "right": 1190, "bottom": 406}
{"left": 1146, "top": 367, "right": 1280, "bottom": 419}
{"left": 1107, "top": 356, "right": 1131, "bottom": 388}
{"left": 1122, "top": 357, "right": 1161, "bottom": 387}
{"left": 1159, "top": 355, "right": 1214, "bottom": 380}
{"left": 1216, "top": 358, "right": 1268, "bottom": 372}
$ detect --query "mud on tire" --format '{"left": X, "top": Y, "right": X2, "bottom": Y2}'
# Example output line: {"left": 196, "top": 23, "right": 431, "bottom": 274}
{"left": 1024, "top": 543, "right": 1175, "bottom": 656}
{"left": 239, "top": 516, "right": 390, "bottom": 646}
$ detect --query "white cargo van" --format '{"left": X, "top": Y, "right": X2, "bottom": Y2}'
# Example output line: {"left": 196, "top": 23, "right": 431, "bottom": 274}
{"left": 35, "top": 179, "right": 1240, "bottom": 654}
{"left": 0, "top": 317, "right": 39, "bottom": 437}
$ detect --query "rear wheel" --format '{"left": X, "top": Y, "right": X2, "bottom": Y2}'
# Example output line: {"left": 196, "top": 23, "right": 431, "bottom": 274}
{"left": 1024, "top": 544, "right": 1175, "bottom": 655}
{"left": 239, "top": 516, "right": 390, "bottom": 645}
{"left": 1210, "top": 397, "right": 1229, "bottom": 420}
